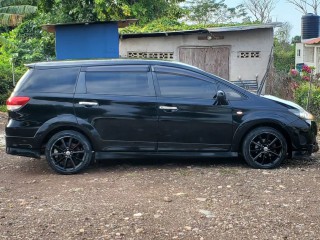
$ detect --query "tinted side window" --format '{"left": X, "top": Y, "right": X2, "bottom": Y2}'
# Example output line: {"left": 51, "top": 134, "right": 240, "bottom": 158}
{"left": 18, "top": 67, "right": 79, "bottom": 93}
{"left": 157, "top": 73, "right": 217, "bottom": 99}
{"left": 85, "top": 72, "right": 154, "bottom": 96}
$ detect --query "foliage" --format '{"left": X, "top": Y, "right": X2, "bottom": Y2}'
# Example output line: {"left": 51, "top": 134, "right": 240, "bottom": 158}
{"left": 291, "top": 35, "right": 301, "bottom": 44}
{"left": 0, "top": 105, "right": 7, "bottom": 112}
{"left": 0, "top": 13, "right": 55, "bottom": 105}
{"left": 38, "top": 0, "right": 185, "bottom": 24}
{"left": 120, "top": 17, "right": 257, "bottom": 34}
{"left": 2, "top": 16, "right": 55, "bottom": 65}
{"left": 273, "top": 38, "right": 295, "bottom": 73}
{"left": 0, "top": 48, "right": 25, "bottom": 104}
{"left": 286, "top": 64, "right": 320, "bottom": 120}
{"left": 295, "top": 82, "right": 320, "bottom": 120}
{"left": 184, "top": 0, "right": 247, "bottom": 24}
{"left": 120, "top": 18, "right": 190, "bottom": 34}
{"left": 129, "top": 0, "right": 185, "bottom": 24}
{"left": 0, "top": 0, "right": 37, "bottom": 26}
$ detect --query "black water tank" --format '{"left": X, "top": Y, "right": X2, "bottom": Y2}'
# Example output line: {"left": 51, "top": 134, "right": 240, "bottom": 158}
{"left": 302, "top": 13, "right": 320, "bottom": 39}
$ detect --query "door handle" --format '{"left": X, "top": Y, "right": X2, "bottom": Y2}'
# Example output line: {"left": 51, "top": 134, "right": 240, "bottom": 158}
{"left": 159, "top": 106, "right": 178, "bottom": 111}
{"left": 79, "top": 101, "right": 98, "bottom": 106}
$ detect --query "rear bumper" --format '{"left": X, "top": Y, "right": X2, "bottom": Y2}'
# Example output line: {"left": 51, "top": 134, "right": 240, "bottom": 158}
{"left": 6, "top": 135, "right": 41, "bottom": 158}
{"left": 6, "top": 147, "right": 41, "bottom": 158}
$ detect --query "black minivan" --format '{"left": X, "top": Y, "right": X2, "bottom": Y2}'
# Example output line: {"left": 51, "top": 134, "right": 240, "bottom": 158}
{"left": 5, "top": 59, "right": 319, "bottom": 174}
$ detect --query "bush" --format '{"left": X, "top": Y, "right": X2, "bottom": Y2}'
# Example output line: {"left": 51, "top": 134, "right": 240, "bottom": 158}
{"left": 0, "top": 105, "right": 7, "bottom": 112}
{"left": 0, "top": 52, "right": 26, "bottom": 105}
{"left": 0, "top": 15, "right": 55, "bottom": 105}
{"left": 294, "top": 82, "right": 320, "bottom": 121}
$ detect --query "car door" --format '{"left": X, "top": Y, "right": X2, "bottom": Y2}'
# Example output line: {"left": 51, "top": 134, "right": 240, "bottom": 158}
{"left": 74, "top": 65, "right": 158, "bottom": 151}
{"left": 153, "top": 65, "right": 233, "bottom": 151}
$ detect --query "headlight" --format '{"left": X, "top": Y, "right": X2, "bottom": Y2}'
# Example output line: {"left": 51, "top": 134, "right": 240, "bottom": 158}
{"left": 288, "top": 108, "right": 314, "bottom": 120}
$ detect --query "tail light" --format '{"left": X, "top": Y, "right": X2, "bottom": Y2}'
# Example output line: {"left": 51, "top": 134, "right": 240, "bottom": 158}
{"left": 6, "top": 96, "right": 30, "bottom": 111}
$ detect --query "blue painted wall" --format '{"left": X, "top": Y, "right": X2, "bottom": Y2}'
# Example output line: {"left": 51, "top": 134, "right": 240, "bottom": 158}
{"left": 55, "top": 23, "right": 119, "bottom": 60}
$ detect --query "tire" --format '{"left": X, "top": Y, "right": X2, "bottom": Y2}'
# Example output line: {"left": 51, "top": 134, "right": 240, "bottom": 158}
{"left": 45, "top": 130, "right": 93, "bottom": 174}
{"left": 242, "top": 127, "right": 287, "bottom": 169}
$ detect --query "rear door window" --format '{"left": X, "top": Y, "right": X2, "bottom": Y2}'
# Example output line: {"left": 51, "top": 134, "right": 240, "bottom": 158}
{"left": 17, "top": 67, "right": 80, "bottom": 93}
{"left": 85, "top": 67, "right": 154, "bottom": 96}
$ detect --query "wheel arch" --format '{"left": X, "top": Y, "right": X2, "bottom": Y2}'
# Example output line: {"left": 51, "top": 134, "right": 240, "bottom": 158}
{"left": 42, "top": 126, "right": 87, "bottom": 145}
{"left": 232, "top": 121, "right": 292, "bottom": 157}
{"left": 38, "top": 124, "right": 100, "bottom": 152}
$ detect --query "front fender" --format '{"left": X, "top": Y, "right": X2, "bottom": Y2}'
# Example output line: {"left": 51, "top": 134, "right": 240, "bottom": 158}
{"left": 231, "top": 110, "right": 297, "bottom": 152}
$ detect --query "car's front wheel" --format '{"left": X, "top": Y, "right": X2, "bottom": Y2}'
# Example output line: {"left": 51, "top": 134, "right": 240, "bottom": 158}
{"left": 242, "top": 127, "right": 287, "bottom": 169}
{"left": 45, "top": 130, "right": 93, "bottom": 174}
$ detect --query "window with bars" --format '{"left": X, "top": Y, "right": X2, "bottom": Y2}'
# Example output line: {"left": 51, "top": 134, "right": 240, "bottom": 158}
{"left": 238, "top": 51, "right": 260, "bottom": 59}
{"left": 127, "top": 51, "right": 174, "bottom": 60}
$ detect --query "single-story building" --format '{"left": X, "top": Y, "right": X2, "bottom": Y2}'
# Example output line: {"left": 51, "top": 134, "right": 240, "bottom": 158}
{"left": 295, "top": 38, "right": 320, "bottom": 72}
{"left": 120, "top": 23, "right": 280, "bottom": 93}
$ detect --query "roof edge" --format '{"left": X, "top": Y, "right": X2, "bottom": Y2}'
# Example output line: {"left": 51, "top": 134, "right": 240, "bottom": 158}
{"left": 120, "top": 22, "right": 282, "bottom": 39}
{"left": 42, "top": 19, "right": 138, "bottom": 33}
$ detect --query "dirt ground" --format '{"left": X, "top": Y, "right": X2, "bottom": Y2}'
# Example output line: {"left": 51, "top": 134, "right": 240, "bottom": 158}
{"left": 1, "top": 112, "right": 320, "bottom": 240}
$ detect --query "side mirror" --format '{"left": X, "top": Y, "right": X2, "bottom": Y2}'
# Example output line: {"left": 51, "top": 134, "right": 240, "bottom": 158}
{"left": 216, "top": 90, "right": 228, "bottom": 105}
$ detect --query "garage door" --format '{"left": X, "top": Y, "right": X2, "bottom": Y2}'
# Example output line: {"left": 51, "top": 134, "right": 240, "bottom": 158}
{"left": 179, "top": 46, "right": 230, "bottom": 80}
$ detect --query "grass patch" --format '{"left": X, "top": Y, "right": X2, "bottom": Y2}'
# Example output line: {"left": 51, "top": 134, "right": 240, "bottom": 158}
{"left": 0, "top": 105, "right": 7, "bottom": 112}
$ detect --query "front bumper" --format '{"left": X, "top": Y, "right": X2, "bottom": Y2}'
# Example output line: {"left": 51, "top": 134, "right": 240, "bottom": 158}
{"left": 288, "top": 119, "right": 318, "bottom": 157}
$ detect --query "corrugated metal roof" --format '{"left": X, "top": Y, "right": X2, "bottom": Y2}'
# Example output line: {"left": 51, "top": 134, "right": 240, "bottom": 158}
{"left": 120, "top": 29, "right": 208, "bottom": 39}
{"left": 303, "top": 37, "right": 320, "bottom": 44}
{"left": 42, "top": 19, "right": 137, "bottom": 33}
{"left": 206, "top": 23, "right": 282, "bottom": 32}
{"left": 120, "top": 23, "right": 282, "bottom": 39}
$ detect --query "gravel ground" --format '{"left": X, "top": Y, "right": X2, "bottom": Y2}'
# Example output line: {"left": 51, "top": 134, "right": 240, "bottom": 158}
{"left": 1, "top": 112, "right": 320, "bottom": 240}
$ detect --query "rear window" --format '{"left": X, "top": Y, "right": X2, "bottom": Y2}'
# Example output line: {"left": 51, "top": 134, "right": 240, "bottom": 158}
{"left": 16, "top": 67, "right": 79, "bottom": 93}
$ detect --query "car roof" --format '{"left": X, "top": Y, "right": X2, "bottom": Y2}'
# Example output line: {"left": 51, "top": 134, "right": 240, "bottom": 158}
{"left": 26, "top": 59, "right": 202, "bottom": 72}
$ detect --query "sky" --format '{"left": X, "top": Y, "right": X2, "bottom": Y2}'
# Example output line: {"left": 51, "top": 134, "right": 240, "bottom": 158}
{"left": 224, "top": 0, "right": 307, "bottom": 37}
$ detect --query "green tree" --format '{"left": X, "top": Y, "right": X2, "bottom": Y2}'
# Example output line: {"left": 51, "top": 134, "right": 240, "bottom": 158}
{"left": 38, "top": 0, "right": 185, "bottom": 24}
{"left": 273, "top": 38, "right": 295, "bottom": 73}
{"left": 185, "top": 0, "right": 247, "bottom": 25}
{"left": 0, "top": 0, "right": 37, "bottom": 26}
{"left": 273, "top": 23, "right": 295, "bottom": 73}
{"left": 128, "top": 0, "right": 185, "bottom": 24}
{"left": 38, "top": 0, "right": 96, "bottom": 23}
{"left": 291, "top": 35, "right": 301, "bottom": 44}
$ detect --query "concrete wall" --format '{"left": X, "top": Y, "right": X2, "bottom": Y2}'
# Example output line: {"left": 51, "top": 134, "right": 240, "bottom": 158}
{"left": 120, "top": 28, "right": 274, "bottom": 83}
{"left": 295, "top": 43, "right": 304, "bottom": 67}
{"left": 56, "top": 23, "right": 119, "bottom": 60}
{"left": 295, "top": 43, "right": 320, "bottom": 73}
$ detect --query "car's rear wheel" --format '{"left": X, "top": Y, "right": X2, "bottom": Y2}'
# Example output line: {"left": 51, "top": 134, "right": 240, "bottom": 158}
{"left": 242, "top": 127, "right": 287, "bottom": 169}
{"left": 45, "top": 130, "right": 92, "bottom": 174}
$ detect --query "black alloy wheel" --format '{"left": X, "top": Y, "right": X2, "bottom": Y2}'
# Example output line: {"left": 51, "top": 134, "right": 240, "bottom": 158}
{"left": 45, "top": 130, "right": 92, "bottom": 174}
{"left": 242, "top": 127, "right": 287, "bottom": 169}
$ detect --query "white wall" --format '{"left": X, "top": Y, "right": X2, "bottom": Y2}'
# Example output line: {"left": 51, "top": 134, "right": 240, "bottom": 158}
{"left": 120, "top": 28, "right": 274, "bottom": 84}
{"left": 295, "top": 44, "right": 320, "bottom": 73}
{"left": 295, "top": 43, "right": 304, "bottom": 66}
